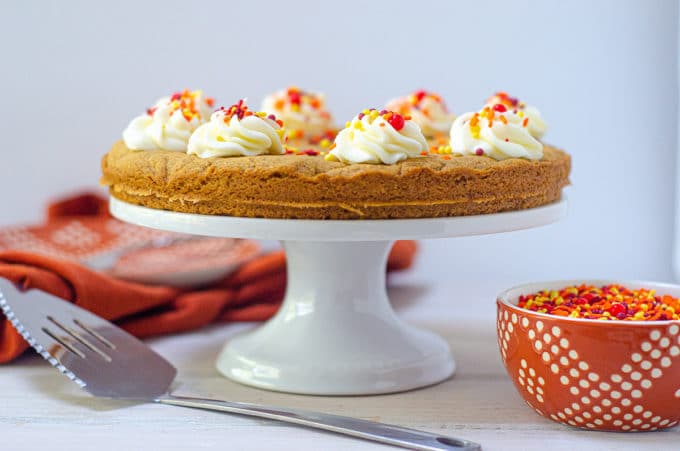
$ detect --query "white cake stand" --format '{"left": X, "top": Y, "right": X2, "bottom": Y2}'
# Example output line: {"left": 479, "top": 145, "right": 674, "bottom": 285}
{"left": 110, "top": 196, "right": 567, "bottom": 395}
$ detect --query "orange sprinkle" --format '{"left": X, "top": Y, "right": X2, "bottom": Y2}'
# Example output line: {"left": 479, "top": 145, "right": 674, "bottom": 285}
{"left": 523, "top": 117, "right": 529, "bottom": 127}
{"left": 499, "top": 115, "right": 507, "bottom": 124}
{"left": 442, "top": 155, "right": 451, "bottom": 160}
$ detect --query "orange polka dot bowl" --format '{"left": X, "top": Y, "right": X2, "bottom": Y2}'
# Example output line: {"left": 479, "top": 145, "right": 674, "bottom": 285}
{"left": 497, "top": 280, "right": 680, "bottom": 432}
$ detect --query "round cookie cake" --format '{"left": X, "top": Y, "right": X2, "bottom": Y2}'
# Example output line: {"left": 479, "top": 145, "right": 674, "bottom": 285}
{"left": 101, "top": 89, "right": 571, "bottom": 220}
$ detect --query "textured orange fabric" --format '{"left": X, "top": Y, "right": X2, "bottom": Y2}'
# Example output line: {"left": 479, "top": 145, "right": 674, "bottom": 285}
{"left": 0, "top": 193, "right": 417, "bottom": 363}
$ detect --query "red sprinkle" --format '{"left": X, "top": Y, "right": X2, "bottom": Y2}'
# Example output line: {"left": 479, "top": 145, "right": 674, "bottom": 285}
{"left": 387, "top": 113, "right": 405, "bottom": 131}
{"left": 609, "top": 303, "right": 627, "bottom": 317}
{"left": 475, "top": 148, "right": 484, "bottom": 156}
{"left": 296, "top": 149, "right": 319, "bottom": 156}
{"left": 288, "top": 91, "right": 301, "bottom": 105}
{"left": 493, "top": 103, "right": 507, "bottom": 112}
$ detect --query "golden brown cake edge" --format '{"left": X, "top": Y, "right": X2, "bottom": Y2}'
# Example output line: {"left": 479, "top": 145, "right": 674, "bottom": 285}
{"left": 101, "top": 141, "right": 571, "bottom": 220}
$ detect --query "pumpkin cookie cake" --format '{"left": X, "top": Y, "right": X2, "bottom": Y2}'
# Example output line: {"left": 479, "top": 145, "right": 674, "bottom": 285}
{"left": 101, "top": 90, "right": 570, "bottom": 220}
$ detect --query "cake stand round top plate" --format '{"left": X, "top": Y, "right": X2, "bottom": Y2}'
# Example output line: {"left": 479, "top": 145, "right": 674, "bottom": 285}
{"left": 109, "top": 196, "right": 568, "bottom": 241}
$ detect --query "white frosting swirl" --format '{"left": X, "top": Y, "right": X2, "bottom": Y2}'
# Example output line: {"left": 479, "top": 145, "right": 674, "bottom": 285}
{"left": 450, "top": 109, "right": 543, "bottom": 160}
{"left": 187, "top": 108, "right": 284, "bottom": 158}
{"left": 521, "top": 106, "right": 547, "bottom": 139}
{"left": 329, "top": 111, "right": 428, "bottom": 164}
{"left": 123, "top": 90, "right": 214, "bottom": 151}
{"left": 386, "top": 92, "right": 455, "bottom": 138}
{"left": 261, "top": 87, "right": 334, "bottom": 138}
{"left": 485, "top": 93, "right": 547, "bottom": 138}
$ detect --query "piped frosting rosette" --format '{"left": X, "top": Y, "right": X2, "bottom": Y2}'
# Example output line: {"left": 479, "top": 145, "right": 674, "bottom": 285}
{"left": 450, "top": 103, "right": 543, "bottom": 161}
{"left": 261, "top": 86, "right": 336, "bottom": 149}
{"left": 385, "top": 90, "right": 455, "bottom": 140}
{"left": 484, "top": 91, "right": 546, "bottom": 139}
{"left": 187, "top": 99, "right": 285, "bottom": 158}
{"left": 123, "top": 89, "right": 215, "bottom": 151}
{"left": 328, "top": 109, "right": 428, "bottom": 164}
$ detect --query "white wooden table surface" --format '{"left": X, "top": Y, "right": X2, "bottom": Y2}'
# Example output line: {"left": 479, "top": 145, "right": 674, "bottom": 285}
{"left": 1, "top": 242, "right": 679, "bottom": 451}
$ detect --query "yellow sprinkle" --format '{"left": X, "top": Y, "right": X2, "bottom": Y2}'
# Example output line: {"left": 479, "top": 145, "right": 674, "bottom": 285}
{"left": 324, "top": 153, "right": 339, "bottom": 162}
{"left": 345, "top": 121, "right": 351, "bottom": 128}
{"left": 255, "top": 111, "right": 266, "bottom": 118}
{"left": 216, "top": 136, "right": 225, "bottom": 142}
{"left": 319, "top": 138, "right": 331, "bottom": 148}
{"left": 518, "top": 111, "right": 524, "bottom": 118}
{"left": 470, "top": 124, "right": 481, "bottom": 139}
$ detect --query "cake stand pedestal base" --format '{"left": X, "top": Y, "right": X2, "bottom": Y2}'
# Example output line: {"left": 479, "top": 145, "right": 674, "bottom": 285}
{"left": 216, "top": 240, "right": 454, "bottom": 395}
{"left": 110, "top": 196, "right": 567, "bottom": 395}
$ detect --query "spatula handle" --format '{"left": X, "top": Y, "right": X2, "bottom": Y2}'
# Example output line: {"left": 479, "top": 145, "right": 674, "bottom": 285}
{"left": 156, "top": 395, "right": 480, "bottom": 451}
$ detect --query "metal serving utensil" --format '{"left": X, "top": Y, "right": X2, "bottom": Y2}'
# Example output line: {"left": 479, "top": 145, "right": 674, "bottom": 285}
{"left": 0, "top": 279, "right": 481, "bottom": 451}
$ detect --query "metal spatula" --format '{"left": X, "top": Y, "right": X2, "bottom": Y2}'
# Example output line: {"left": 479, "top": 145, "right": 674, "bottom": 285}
{"left": 0, "top": 278, "right": 480, "bottom": 451}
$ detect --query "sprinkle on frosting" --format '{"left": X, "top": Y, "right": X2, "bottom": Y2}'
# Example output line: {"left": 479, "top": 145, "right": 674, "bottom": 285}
{"left": 486, "top": 91, "right": 522, "bottom": 109}
{"left": 484, "top": 91, "right": 547, "bottom": 139}
{"left": 123, "top": 89, "right": 215, "bottom": 152}
{"left": 218, "top": 98, "right": 284, "bottom": 127}
{"left": 159, "top": 89, "right": 214, "bottom": 121}
{"left": 356, "top": 108, "right": 410, "bottom": 130}
{"left": 385, "top": 90, "right": 455, "bottom": 139}
{"left": 328, "top": 109, "right": 428, "bottom": 165}
{"left": 187, "top": 99, "right": 285, "bottom": 158}
{"left": 262, "top": 86, "right": 336, "bottom": 144}
{"left": 450, "top": 104, "right": 543, "bottom": 161}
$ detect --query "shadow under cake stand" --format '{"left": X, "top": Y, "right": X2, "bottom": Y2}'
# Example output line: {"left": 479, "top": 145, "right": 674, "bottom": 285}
{"left": 110, "top": 196, "right": 567, "bottom": 395}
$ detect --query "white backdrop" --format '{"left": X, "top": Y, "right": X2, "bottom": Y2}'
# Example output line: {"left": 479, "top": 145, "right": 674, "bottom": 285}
{"left": 1, "top": 0, "right": 678, "bottom": 282}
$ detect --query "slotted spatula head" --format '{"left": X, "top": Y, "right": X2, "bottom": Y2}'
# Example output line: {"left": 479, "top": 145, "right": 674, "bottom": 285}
{"left": 0, "top": 278, "right": 176, "bottom": 399}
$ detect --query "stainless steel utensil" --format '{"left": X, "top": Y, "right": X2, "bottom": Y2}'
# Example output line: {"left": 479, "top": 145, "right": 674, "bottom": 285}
{"left": 0, "top": 278, "right": 481, "bottom": 451}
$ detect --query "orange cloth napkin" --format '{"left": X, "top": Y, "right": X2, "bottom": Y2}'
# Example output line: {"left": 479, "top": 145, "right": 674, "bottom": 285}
{"left": 0, "top": 193, "right": 417, "bottom": 363}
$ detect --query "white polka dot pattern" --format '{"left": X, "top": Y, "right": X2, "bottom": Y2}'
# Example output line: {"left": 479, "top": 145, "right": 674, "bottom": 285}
{"left": 497, "top": 306, "right": 680, "bottom": 431}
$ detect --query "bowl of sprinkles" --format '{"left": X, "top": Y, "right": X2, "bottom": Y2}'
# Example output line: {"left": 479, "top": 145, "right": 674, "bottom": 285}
{"left": 496, "top": 280, "right": 680, "bottom": 432}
